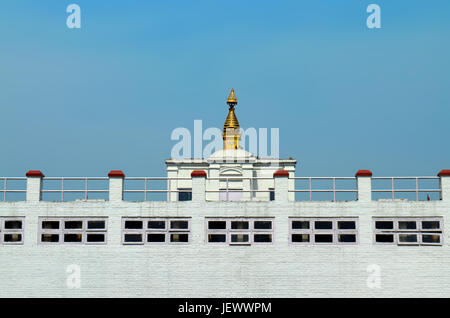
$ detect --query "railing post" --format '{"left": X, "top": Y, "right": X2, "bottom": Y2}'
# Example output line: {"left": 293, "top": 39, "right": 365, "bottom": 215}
{"left": 167, "top": 166, "right": 178, "bottom": 202}
{"left": 242, "top": 164, "right": 252, "bottom": 201}
{"left": 273, "top": 170, "right": 289, "bottom": 202}
{"left": 26, "top": 170, "right": 44, "bottom": 202}
{"left": 208, "top": 164, "right": 220, "bottom": 201}
{"left": 191, "top": 170, "right": 206, "bottom": 202}
{"left": 438, "top": 170, "right": 450, "bottom": 201}
{"left": 108, "top": 170, "right": 125, "bottom": 202}
{"left": 355, "top": 170, "right": 372, "bottom": 202}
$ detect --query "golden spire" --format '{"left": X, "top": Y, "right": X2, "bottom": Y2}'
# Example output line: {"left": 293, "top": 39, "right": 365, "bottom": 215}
{"left": 223, "top": 88, "right": 240, "bottom": 150}
{"left": 227, "top": 88, "right": 237, "bottom": 105}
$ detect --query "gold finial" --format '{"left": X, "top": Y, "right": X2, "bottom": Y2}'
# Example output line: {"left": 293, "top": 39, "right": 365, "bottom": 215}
{"left": 227, "top": 88, "right": 237, "bottom": 106}
{"left": 223, "top": 88, "right": 240, "bottom": 150}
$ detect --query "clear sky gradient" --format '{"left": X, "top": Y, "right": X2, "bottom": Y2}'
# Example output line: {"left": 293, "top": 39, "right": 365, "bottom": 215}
{"left": 1, "top": 0, "right": 449, "bottom": 177}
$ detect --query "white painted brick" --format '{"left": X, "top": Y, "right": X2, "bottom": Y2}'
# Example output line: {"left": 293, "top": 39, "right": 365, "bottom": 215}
{"left": 440, "top": 176, "right": 450, "bottom": 202}
{"left": 26, "top": 177, "right": 42, "bottom": 202}
{"left": 1, "top": 199, "right": 450, "bottom": 297}
{"left": 356, "top": 176, "right": 372, "bottom": 202}
{"left": 192, "top": 177, "right": 206, "bottom": 202}
{"left": 109, "top": 177, "right": 124, "bottom": 202}
{"left": 274, "top": 176, "right": 289, "bottom": 202}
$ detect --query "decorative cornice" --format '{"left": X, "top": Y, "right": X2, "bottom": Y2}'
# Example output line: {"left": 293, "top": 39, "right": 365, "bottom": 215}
{"left": 108, "top": 170, "right": 125, "bottom": 178}
{"left": 273, "top": 170, "right": 289, "bottom": 177}
{"left": 355, "top": 170, "right": 373, "bottom": 177}
{"left": 438, "top": 169, "right": 450, "bottom": 177}
{"left": 26, "top": 170, "right": 45, "bottom": 177}
{"left": 191, "top": 170, "right": 207, "bottom": 177}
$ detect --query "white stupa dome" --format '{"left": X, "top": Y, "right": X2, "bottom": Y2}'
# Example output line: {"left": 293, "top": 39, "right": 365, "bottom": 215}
{"left": 207, "top": 149, "right": 256, "bottom": 162}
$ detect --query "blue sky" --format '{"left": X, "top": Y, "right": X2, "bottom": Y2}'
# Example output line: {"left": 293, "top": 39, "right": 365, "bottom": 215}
{"left": 0, "top": 0, "right": 449, "bottom": 177}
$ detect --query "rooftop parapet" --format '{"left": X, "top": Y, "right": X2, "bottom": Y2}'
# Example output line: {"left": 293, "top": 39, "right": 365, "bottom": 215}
{"left": 0, "top": 169, "right": 448, "bottom": 203}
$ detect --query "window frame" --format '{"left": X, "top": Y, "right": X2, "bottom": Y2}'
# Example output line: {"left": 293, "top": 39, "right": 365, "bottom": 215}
{"left": 0, "top": 217, "right": 25, "bottom": 245}
{"left": 205, "top": 217, "right": 274, "bottom": 246}
{"left": 269, "top": 188, "right": 275, "bottom": 201}
{"left": 177, "top": 188, "right": 192, "bottom": 202}
{"left": 289, "top": 217, "right": 359, "bottom": 245}
{"left": 122, "top": 217, "right": 191, "bottom": 245}
{"left": 373, "top": 217, "right": 443, "bottom": 246}
{"left": 219, "top": 189, "right": 244, "bottom": 202}
{"left": 38, "top": 217, "right": 108, "bottom": 245}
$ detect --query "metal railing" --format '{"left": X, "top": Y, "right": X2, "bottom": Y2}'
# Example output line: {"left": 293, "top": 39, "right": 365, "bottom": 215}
{"left": 0, "top": 175, "right": 445, "bottom": 202}
{"left": 41, "top": 177, "right": 109, "bottom": 201}
{"left": 123, "top": 177, "right": 192, "bottom": 200}
{"left": 371, "top": 177, "right": 441, "bottom": 201}
{"left": 290, "top": 177, "right": 357, "bottom": 201}
{"left": 0, "top": 177, "right": 27, "bottom": 201}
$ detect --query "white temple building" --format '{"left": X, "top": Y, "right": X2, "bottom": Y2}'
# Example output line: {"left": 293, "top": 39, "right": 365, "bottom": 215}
{"left": 0, "top": 89, "right": 450, "bottom": 298}
{"left": 166, "top": 89, "right": 296, "bottom": 202}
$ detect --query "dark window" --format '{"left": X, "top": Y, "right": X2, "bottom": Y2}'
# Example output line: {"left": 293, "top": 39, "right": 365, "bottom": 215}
{"left": 231, "top": 221, "right": 249, "bottom": 230}
{"left": 338, "top": 234, "right": 356, "bottom": 243}
{"left": 65, "top": 221, "right": 83, "bottom": 229}
{"left": 374, "top": 218, "right": 443, "bottom": 246}
{"left": 269, "top": 189, "right": 275, "bottom": 201}
{"left": 4, "top": 234, "right": 21, "bottom": 242}
{"left": 422, "top": 221, "right": 440, "bottom": 230}
{"left": 422, "top": 234, "right": 440, "bottom": 244}
{"left": 375, "top": 221, "right": 394, "bottom": 230}
{"left": 314, "top": 234, "right": 333, "bottom": 243}
{"left": 292, "top": 221, "right": 309, "bottom": 229}
{"left": 254, "top": 234, "right": 272, "bottom": 243}
{"left": 292, "top": 234, "right": 310, "bottom": 243}
{"left": 315, "top": 221, "right": 333, "bottom": 230}
{"left": 208, "top": 234, "right": 226, "bottom": 243}
{"left": 254, "top": 221, "right": 272, "bottom": 230}
{"left": 41, "top": 234, "right": 59, "bottom": 242}
{"left": 125, "top": 221, "right": 143, "bottom": 229}
{"left": 399, "top": 234, "right": 417, "bottom": 243}
{"left": 170, "top": 233, "right": 188, "bottom": 243}
{"left": 87, "top": 220, "right": 105, "bottom": 229}
{"left": 376, "top": 234, "right": 394, "bottom": 243}
{"left": 4, "top": 220, "right": 22, "bottom": 229}
{"left": 398, "top": 221, "right": 416, "bottom": 230}
{"left": 178, "top": 190, "right": 192, "bottom": 201}
{"left": 124, "top": 233, "right": 142, "bottom": 243}
{"left": 338, "top": 221, "right": 356, "bottom": 230}
{"left": 148, "top": 221, "right": 166, "bottom": 229}
{"left": 42, "top": 221, "right": 59, "bottom": 229}
{"left": 208, "top": 221, "right": 226, "bottom": 230}
{"left": 86, "top": 234, "right": 105, "bottom": 243}
{"left": 147, "top": 234, "right": 166, "bottom": 243}
{"left": 231, "top": 234, "right": 249, "bottom": 243}
{"left": 170, "top": 220, "right": 188, "bottom": 230}
{"left": 64, "top": 233, "right": 82, "bottom": 243}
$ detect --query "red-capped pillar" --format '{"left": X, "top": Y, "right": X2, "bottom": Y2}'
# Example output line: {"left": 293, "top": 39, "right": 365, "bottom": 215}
{"left": 355, "top": 170, "right": 372, "bottom": 202}
{"left": 26, "top": 170, "right": 45, "bottom": 202}
{"left": 191, "top": 170, "right": 206, "bottom": 202}
{"left": 108, "top": 170, "right": 125, "bottom": 202}
{"left": 273, "top": 170, "right": 290, "bottom": 202}
{"left": 438, "top": 170, "right": 450, "bottom": 201}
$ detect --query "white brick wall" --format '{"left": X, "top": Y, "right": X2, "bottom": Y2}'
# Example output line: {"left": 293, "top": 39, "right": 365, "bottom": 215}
{"left": 1, "top": 198, "right": 450, "bottom": 297}
{"left": 109, "top": 177, "right": 124, "bottom": 202}
{"left": 441, "top": 176, "right": 450, "bottom": 201}
{"left": 26, "top": 176, "right": 42, "bottom": 202}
